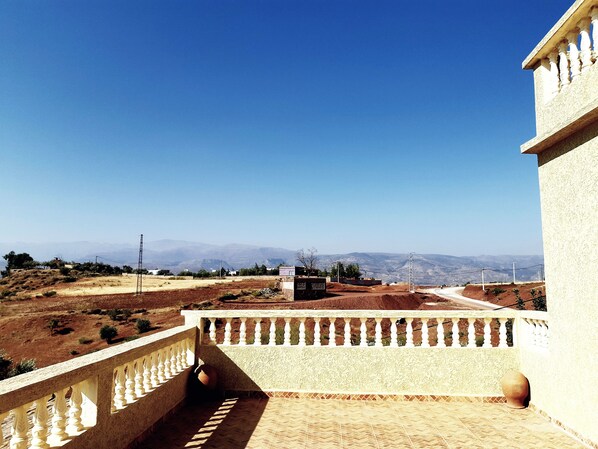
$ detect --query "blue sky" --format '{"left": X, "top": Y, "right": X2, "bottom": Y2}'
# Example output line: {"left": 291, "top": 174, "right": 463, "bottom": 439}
{"left": 0, "top": 0, "right": 572, "bottom": 255}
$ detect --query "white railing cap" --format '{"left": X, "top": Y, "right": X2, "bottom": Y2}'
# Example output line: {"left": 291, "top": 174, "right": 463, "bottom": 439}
{"left": 518, "top": 310, "right": 550, "bottom": 321}
{"left": 523, "top": 0, "right": 596, "bottom": 70}
{"left": 181, "top": 309, "right": 519, "bottom": 320}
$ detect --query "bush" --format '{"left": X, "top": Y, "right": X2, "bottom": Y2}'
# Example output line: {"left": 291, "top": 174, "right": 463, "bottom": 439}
{"left": 43, "top": 290, "right": 57, "bottom": 297}
{"left": 491, "top": 287, "right": 506, "bottom": 297}
{"left": 219, "top": 293, "right": 237, "bottom": 301}
{"left": 135, "top": 319, "right": 151, "bottom": 334}
{"left": 47, "top": 319, "right": 60, "bottom": 334}
{"left": 0, "top": 350, "right": 13, "bottom": 380}
{"left": 100, "top": 325, "right": 118, "bottom": 343}
{"left": 107, "top": 308, "right": 132, "bottom": 321}
{"left": 78, "top": 337, "right": 93, "bottom": 345}
{"left": 59, "top": 267, "right": 71, "bottom": 276}
{"left": 11, "top": 359, "right": 36, "bottom": 376}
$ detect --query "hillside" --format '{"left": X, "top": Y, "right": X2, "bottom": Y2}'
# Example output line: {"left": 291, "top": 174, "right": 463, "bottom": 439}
{"left": 0, "top": 241, "right": 544, "bottom": 285}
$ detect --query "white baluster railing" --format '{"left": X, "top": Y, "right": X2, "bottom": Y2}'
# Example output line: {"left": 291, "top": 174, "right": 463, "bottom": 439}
{"left": 526, "top": 4, "right": 598, "bottom": 102}
{"left": 0, "top": 326, "right": 196, "bottom": 449}
{"left": 185, "top": 310, "right": 527, "bottom": 350}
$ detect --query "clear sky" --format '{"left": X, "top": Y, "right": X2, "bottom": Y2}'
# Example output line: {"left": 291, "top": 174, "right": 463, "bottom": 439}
{"left": 0, "top": 0, "right": 572, "bottom": 255}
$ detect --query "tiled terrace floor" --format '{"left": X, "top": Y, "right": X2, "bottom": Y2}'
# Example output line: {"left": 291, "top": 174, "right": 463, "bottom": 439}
{"left": 143, "top": 397, "right": 585, "bottom": 449}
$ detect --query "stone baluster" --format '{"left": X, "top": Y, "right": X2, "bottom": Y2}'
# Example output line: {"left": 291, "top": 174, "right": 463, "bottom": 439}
{"left": 175, "top": 342, "right": 184, "bottom": 372}
{"left": 359, "top": 318, "right": 368, "bottom": 347}
{"left": 328, "top": 318, "right": 336, "bottom": 347}
{"left": 157, "top": 350, "right": 166, "bottom": 384}
{"left": 10, "top": 404, "right": 29, "bottom": 449}
{"left": 451, "top": 318, "right": 460, "bottom": 348}
{"left": 313, "top": 317, "right": 321, "bottom": 346}
{"left": 548, "top": 51, "right": 560, "bottom": 95}
{"left": 405, "top": 318, "right": 414, "bottom": 348}
{"left": 579, "top": 18, "right": 593, "bottom": 70}
{"left": 343, "top": 318, "right": 352, "bottom": 347}
{"left": 253, "top": 319, "right": 261, "bottom": 346}
{"left": 283, "top": 318, "right": 292, "bottom": 346}
{"left": 498, "top": 318, "right": 508, "bottom": 348}
{"left": 558, "top": 41, "right": 570, "bottom": 87}
{"left": 375, "top": 318, "right": 383, "bottom": 347}
{"left": 567, "top": 30, "right": 581, "bottom": 80}
{"left": 390, "top": 318, "right": 398, "bottom": 347}
{"left": 31, "top": 396, "right": 50, "bottom": 449}
{"left": 50, "top": 388, "right": 68, "bottom": 442}
{"left": 150, "top": 352, "right": 160, "bottom": 388}
{"left": 124, "top": 363, "right": 137, "bottom": 404}
{"left": 143, "top": 356, "right": 153, "bottom": 392}
{"left": 436, "top": 318, "right": 446, "bottom": 348}
{"left": 209, "top": 318, "right": 216, "bottom": 344}
{"left": 163, "top": 347, "right": 172, "bottom": 379}
{"left": 268, "top": 318, "right": 276, "bottom": 346}
{"left": 114, "top": 366, "right": 127, "bottom": 410}
{"left": 223, "top": 319, "right": 232, "bottom": 346}
{"left": 591, "top": 7, "right": 598, "bottom": 60}
{"left": 0, "top": 412, "right": 7, "bottom": 445}
{"left": 482, "top": 318, "right": 492, "bottom": 348}
{"left": 467, "top": 318, "right": 476, "bottom": 348}
{"left": 239, "top": 318, "right": 247, "bottom": 346}
{"left": 540, "top": 321, "right": 549, "bottom": 348}
{"left": 421, "top": 318, "right": 430, "bottom": 348}
{"left": 298, "top": 318, "right": 306, "bottom": 346}
{"left": 67, "top": 383, "right": 84, "bottom": 434}
{"left": 186, "top": 338, "right": 195, "bottom": 366}
{"left": 135, "top": 358, "right": 145, "bottom": 397}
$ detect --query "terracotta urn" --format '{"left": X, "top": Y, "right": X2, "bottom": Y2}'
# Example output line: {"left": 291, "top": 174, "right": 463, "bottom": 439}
{"left": 500, "top": 370, "right": 529, "bottom": 408}
{"left": 196, "top": 364, "right": 218, "bottom": 390}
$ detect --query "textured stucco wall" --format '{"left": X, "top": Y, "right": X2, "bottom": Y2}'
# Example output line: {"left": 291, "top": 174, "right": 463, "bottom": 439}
{"left": 527, "top": 120, "right": 598, "bottom": 444}
{"left": 199, "top": 346, "right": 519, "bottom": 397}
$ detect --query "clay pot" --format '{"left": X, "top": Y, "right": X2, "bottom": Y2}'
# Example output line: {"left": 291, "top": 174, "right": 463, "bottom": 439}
{"left": 500, "top": 370, "right": 529, "bottom": 408}
{"left": 196, "top": 364, "right": 218, "bottom": 390}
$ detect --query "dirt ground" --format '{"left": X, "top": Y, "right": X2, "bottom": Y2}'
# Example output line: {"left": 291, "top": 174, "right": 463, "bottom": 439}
{"left": 461, "top": 282, "right": 546, "bottom": 310}
{"left": 0, "top": 276, "right": 474, "bottom": 368}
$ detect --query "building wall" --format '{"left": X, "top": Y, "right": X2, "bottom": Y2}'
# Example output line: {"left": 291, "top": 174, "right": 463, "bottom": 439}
{"left": 523, "top": 120, "right": 598, "bottom": 444}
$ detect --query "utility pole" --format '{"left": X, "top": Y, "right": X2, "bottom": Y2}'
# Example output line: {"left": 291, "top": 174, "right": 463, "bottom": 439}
{"left": 481, "top": 268, "right": 486, "bottom": 292}
{"left": 408, "top": 253, "right": 415, "bottom": 293}
{"left": 135, "top": 234, "right": 144, "bottom": 296}
{"left": 540, "top": 264, "right": 545, "bottom": 282}
{"left": 95, "top": 256, "right": 98, "bottom": 265}
{"left": 512, "top": 262, "right": 516, "bottom": 284}
{"left": 337, "top": 261, "right": 340, "bottom": 283}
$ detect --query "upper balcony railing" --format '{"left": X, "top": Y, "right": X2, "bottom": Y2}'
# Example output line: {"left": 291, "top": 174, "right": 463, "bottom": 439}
{"left": 524, "top": 2, "right": 598, "bottom": 102}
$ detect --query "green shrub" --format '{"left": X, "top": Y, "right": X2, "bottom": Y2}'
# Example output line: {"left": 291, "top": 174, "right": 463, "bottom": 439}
{"left": 107, "top": 308, "right": 132, "bottom": 321}
{"left": 11, "top": 359, "right": 36, "bottom": 376}
{"left": 491, "top": 287, "right": 506, "bottom": 297}
{"left": 78, "top": 337, "right": 93, "bottom": 345}
{"left": 47, "top": 319, "right": 60, "bottom": 334}
{"left": 100, "top": 325, "right": 118, "bottom": 343}
{"left": 43, "top": 290, "right": 57, "bottom": 297}
{"left": 219, "top": 292, "right": 237, "bottom": 301}
{"left": 135, "top": 319, "right": 151, "bottom": 334}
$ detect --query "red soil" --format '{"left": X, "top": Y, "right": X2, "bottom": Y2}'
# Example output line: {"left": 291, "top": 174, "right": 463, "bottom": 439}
{"left": 0, "top": 281, "right": 453, "bottom": 369}
{"left": 461, "top": 283, "right": 546, "bottom": 310}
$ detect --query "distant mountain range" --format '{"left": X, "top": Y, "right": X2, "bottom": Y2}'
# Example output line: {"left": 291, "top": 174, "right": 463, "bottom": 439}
{"left": 0, "top": 240, "right": 544, "bottom": 285}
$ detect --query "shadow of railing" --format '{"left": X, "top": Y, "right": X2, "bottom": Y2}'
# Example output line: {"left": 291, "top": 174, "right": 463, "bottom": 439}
{"left": 140, "top": 347, "right": 267, "bottom": 449}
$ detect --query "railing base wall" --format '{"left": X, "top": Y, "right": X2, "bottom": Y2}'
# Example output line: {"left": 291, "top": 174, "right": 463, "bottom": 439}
{"left": 199, "top": 346, "right": 519, "bottom": 397}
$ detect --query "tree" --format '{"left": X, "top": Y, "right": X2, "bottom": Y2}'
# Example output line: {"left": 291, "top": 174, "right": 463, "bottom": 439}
{"left": 296, "top": 248, "right": 318, "bottom": 276}
{"left": 330, "top": 262, "right": 345, "bottom": 280}
{"left": 136, "top": 319, "right": 151, "bottom": 334}
{"left": 3, "top": 251, "right": 35, "bottom": 270}
{"left": 157, "top": 269, "right": 172, "bottom": 276}
{"left": 100, "top": 325, "right": 118, "bottom": 343}
{"left": 344, "top": 263, "right": 362, "bottom": 279}
{"left": 122, "top": 265, "right": 133, "bottom": 274}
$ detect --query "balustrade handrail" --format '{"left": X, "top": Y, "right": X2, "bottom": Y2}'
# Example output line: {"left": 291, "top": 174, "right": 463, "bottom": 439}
{"left": 182, "top": 309, "right": 519, "bottom": 320}
{"left": 0, "top": 325, "right": 195, "bottom": 415}
{"left": 523, "top": 0, "right": 597, "bottom": 69}
{"left": 518, "top": 310, "right": 549, "bottom": 320}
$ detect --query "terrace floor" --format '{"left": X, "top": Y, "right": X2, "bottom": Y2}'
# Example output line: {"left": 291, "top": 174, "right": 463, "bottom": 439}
{"left": 143, "top": 396, "right": 585, "bottom": 449}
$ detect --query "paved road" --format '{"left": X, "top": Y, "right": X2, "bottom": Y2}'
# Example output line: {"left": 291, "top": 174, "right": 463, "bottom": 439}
{"left": 426, "top": 286, "right": 502, "bottom": 310}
